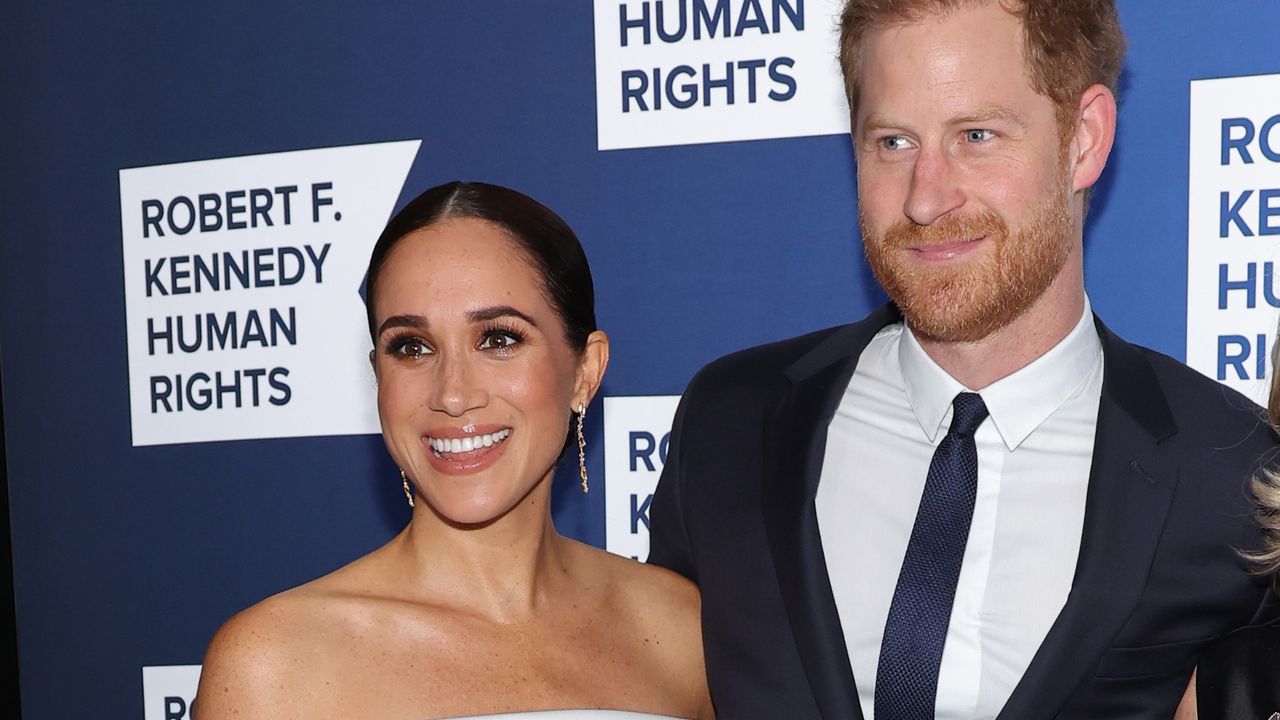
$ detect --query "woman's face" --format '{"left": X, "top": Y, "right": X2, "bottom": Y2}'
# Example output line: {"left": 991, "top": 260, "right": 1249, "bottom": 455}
{"left": 371, "top": 217, "right": 596, "bottom": 525}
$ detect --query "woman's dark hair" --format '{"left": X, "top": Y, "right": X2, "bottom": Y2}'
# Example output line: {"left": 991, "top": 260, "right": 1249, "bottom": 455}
{"left": 364, "top": 181, "right": 596, "bottom": 352}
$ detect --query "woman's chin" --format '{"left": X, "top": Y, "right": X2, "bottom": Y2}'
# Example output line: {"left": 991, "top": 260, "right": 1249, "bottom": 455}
{"left": 421, "top": 491, "right": 526, "bottom": 528}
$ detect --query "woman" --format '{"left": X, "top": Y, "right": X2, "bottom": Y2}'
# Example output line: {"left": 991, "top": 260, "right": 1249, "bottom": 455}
{"left": 1174, "top": 380, "right": 1280, "bottom": 717}
{"left": 197, "top": 181, "right": 714, "bottom": 720}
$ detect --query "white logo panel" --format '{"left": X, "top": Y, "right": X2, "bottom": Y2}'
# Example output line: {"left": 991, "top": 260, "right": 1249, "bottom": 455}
{"left": 1187, "top": 74, "right": 1280, "bottom": 403}
{"left": 604, "top": 395, "right": 680, "bottom": 560}
{"left": 119, "top": 140, "right": 419, "bottom": 445}
{"left": 142, "top": 665, "right": 202, "bottom": 720}
{"left": 594, "top": 0, "right": 849, "bottom": 150}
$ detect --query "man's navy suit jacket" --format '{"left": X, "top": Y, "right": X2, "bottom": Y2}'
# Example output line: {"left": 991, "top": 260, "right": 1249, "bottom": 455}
{"left": 648, "top": 305, "right": 1279, "bottom": 719}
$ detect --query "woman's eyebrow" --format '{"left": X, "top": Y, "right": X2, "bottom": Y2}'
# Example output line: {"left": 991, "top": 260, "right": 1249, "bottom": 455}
{"left": 467, "top": 305, "right": 538, "bottom": 327}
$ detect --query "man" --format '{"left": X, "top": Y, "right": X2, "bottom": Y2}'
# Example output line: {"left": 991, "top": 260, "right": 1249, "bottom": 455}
{"left": 647, "top": 1, "right": 1278, "bottom": 718}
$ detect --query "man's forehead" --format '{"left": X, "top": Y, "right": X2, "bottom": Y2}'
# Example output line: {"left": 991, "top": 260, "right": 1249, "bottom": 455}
{"left": 855, "top": 2, "right": 1035, "bottom": 112}
{"left": 872, "top": 0, "right": 1020, "bottom": 27}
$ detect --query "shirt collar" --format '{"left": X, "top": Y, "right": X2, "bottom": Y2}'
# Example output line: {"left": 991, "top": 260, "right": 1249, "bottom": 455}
{"left": 899, "top": 297, "right": 1103, "bottom": 450}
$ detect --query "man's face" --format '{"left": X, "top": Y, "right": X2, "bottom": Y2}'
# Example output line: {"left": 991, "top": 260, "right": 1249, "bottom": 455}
{"left": 853, "top": 1, "right": 1076, "bottom": 343}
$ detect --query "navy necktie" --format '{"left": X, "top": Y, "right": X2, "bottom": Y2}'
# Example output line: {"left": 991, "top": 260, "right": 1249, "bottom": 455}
{"left": 874, "top": 391, "right": 990, "bottom": 720}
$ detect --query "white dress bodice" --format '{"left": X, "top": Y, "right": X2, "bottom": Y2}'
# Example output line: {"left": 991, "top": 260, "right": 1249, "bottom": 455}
{"left": 442, "top": 707, "right": 680, "bottom": 712}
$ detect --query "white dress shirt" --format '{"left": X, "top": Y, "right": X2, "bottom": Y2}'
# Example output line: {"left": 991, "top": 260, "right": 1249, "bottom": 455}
{"left": 815, "top": 301, "right": 1104, "bottom": 720}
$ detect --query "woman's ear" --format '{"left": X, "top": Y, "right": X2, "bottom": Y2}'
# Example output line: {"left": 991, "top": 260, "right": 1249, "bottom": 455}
{"left": 573, "top": 330, "right": 610, "bottom": 408}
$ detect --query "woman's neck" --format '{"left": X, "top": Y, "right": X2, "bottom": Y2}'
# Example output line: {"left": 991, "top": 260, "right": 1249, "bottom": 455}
{"left": 394, "top": 478, "right": 576, "bottom": 621}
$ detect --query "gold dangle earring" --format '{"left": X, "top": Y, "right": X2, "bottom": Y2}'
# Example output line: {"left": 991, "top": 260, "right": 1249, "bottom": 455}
{"left": 577, "top": 402, "right": 589, "bottom": 493}
{"left": 400, "top": 469, "right": 415, "bottom": 508}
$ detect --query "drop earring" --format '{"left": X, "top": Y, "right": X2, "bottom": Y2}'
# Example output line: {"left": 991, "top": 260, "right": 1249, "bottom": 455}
{"left": 577, "top": 401, "right": 588, "bottom": 493}
{"left": 400, "top": 469, "right": 415, "bottom": 508}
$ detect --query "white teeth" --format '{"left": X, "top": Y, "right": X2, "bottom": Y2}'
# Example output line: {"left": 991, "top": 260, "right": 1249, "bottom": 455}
{"left": 429, "top": 429, "right": 511, "bottom": 456}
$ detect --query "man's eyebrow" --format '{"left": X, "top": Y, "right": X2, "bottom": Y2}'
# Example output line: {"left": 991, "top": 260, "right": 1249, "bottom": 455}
{"left": 860, "top": 113, "right": 903, "bottom": 137}
{"left": 377, "top": 313, "right": 427, "bottom": 336}
{"left": 467, "top": 305, "right": 538, "bottom": 327}
{"left": 950, "top": 105, "right": 1028, "bottom": 128}
{"left": 858, "top": 107, "right": 1030, "bottom": 138}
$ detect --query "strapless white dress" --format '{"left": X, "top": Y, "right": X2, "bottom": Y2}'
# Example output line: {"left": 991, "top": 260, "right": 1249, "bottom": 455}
{"left": 442, "top": 707, "right": 680, "bottom": 712}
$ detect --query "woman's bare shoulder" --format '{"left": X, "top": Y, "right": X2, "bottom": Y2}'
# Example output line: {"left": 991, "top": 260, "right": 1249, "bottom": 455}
{"left": 574, "top": 543, "right": 704, "bottom": 658}
{"left": 581, "top": 547, "right": 712, "bottom": 717}
{"left": 195, "top": 556, "right": 400, "bottom": 718}
{"left": 196, "top": 589, "right": 326, "bottom": 718}
{"left": 585, "top": 546, "right": 700, "bottom": 613}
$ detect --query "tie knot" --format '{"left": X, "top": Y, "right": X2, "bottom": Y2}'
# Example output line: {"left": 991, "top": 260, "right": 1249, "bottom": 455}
{"left": 948, "top": 392, "right": 989, "bottom": 437}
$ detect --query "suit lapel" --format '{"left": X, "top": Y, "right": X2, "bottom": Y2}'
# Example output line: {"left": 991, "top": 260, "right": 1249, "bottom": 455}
{"left": 761, "top": 304, "right": 901, "bottom": 720}
{"left": 998, "top": 318, "right": 1180, "bottom": 719}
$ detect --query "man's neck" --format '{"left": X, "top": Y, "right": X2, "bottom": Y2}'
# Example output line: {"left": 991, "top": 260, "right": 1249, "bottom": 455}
{"left": 912, "top": 268, "right": 1087, "bottom": 391}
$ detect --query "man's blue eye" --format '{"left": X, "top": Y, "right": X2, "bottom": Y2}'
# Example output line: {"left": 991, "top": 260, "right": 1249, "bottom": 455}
{"left": 882, "top": 136, "right": 910, "bottom": 150}
{"left": 966, "top": 129, "right": 994, "bottom": 142}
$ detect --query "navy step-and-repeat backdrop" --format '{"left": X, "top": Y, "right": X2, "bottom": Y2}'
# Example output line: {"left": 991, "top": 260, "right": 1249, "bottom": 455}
{"left": 2, "top": 1, "right": 1279, "bottom": 717}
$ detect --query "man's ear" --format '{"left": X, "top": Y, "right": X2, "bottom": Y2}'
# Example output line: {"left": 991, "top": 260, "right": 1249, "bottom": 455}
{"left": 1069, "top": 84, "right": 1118, "bottom": 193}
{"left": 573, "top": 330, "right": 611, "bottom": 409}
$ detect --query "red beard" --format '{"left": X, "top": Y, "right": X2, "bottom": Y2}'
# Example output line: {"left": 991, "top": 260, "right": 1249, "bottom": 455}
{"left": 861, "top": 193, "right": 1073, "bottom": 343}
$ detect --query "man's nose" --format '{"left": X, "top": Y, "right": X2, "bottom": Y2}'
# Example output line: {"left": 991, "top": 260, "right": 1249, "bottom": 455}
{"left": 904, "top": 147, "right": 965, "bottom": 226}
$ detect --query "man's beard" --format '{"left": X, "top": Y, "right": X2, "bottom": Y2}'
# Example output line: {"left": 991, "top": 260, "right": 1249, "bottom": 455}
{"left": 860, "top": 191, "right": 1073, "bottom": 344}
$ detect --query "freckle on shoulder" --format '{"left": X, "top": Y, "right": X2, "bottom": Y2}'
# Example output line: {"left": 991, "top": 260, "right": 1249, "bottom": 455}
{"left": 613, "top": 556, "right": 701, "bottom": 620}
{"left": 205, "top": 594, "right": 309, "bottom": 674}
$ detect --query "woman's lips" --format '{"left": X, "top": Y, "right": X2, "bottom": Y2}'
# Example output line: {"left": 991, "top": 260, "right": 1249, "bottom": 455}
{"left": 422, "top": 426, "right": 512, "bottom": 475}
{"left": 908, "top": 236, "right": 986, "bottom": 262}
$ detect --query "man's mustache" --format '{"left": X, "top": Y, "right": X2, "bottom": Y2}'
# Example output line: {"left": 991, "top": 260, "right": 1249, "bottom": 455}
{"left": 876, "top": 211, "right": 1007, "bottom": 249}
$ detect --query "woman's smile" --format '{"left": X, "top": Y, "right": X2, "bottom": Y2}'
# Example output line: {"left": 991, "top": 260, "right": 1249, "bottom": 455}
{"left": 422, "top": 425, "right": 513, "bottom": 475}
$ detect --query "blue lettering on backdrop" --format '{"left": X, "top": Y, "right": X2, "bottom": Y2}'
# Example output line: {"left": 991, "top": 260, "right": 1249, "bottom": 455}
{"left": 1221, "top": 190, "right": 1256, "bottom": 237}
{"left": 1219, "top": 262, "right": 1258, "bottom": 309}
{"left": 311, "top": 181, "right": 339, "bottom": 222}
{"left": 631, "top": 493, "right": 653, "bottom": 532}
{"left": 703, "top": 62, "right": 734, "bottom": 105}
{"left": 136, "top": 182, "right": 338, "bottom": 417}
{"left": 1266, "top": 189, "right": 1280, "bottom": 235}
{"left": 142, "top": 185, "right": 300, "bottom": 238}
{"left": 1221, "top": 114, "right": 1280, "bottom": 165}
{"left": 164, "top": 696, "right": 190, "bottom": 720}
{"left": 621, "top": 57, "right": 796, "bottom": 112}
{"left": 1218, "top": 114, "right": 1280, "bottom": 237}
{"left": 1218, "top": 333, "right": 1269, "bottom": 381}
{"left": 1222, "top": 117, "right": 1255, "bottom": 164}
{"left": 619, "top": 0, "right": 803, "bottom": 46}
{"left": 147, "top": 307, "right": 298, "bottom": 356}
{"left": 1219, "top": 189, "right": 1280, "bottom": 237}
{"left": 667, "top": 65, "right": 699, "bottom": 109}
{"left": 630, "top": 431, "right": 656, "bottom": 471}
{"left": 696, "top": 0, "right": 730, "bottom": 39}
{"left": 617, "top": 0, "right": 801, "bottom": 112}
{"left": 144, "top": 244, "right": 330, "bottom": 297}
{"left": 149, "top": 368, "right": 291, "bottom": 413}
{"left": 768, "top": 56, "right": 796, "bottom": 100}
{"left": 629, "top": 430, "right": 671, "bottom": 471}
{"left": 1218, "top": 261, "right": 1280, "bottom": 309}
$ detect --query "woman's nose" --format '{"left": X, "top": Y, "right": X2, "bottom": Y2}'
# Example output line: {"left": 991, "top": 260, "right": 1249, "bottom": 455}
{"left": 427, "top": 353, "right": 488, "bottom": 417}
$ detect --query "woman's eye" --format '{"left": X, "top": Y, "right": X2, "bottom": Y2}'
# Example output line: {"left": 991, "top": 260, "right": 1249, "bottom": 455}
{"left": 965, "top": 129, "right": 995, "bottom": 143}
{"left": 479, "top": 331, "right": 521, "bottom": 351}
{"left": 395, "top": 338, "right": 432, "bottom": 358}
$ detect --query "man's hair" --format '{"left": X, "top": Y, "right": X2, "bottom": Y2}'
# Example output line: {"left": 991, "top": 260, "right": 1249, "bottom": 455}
{"left": 838, "top": 0, "right": 1126, "bottom": 132}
